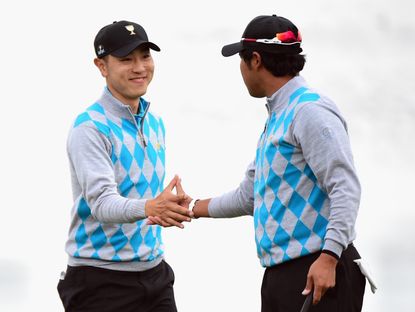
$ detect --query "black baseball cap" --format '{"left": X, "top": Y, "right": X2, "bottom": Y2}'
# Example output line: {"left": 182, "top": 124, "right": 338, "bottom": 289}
{"left": 222, "top": 14, "right": 302, "bottom": 57}
{"left": 94, "top": 20, "right": 160, "bottom": 58}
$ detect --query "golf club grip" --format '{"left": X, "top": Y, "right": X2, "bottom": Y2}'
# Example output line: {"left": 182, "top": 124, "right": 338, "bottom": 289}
{"left": 300, "top": 293, "right": 313, "bottom": 312}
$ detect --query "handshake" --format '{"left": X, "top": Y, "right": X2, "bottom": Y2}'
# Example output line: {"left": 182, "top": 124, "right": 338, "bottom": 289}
{"left": 145, "top": 175, "right": 204, "bottom": 228}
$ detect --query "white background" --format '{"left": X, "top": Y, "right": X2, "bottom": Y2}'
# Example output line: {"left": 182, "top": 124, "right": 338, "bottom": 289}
{"left": 0, "top": 0, "right": 414, "bottom": 311}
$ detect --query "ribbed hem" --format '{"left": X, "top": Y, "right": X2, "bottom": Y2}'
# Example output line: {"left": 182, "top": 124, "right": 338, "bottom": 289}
{"left": 67, "top": 255, "right": 163, "bottom": 272}
{"left": 208, "top": 196, "right": 226, "bottom": 218}
{"left": 321, "top": 249, "right": 340, "bottom": 260}
{"left": 323, "top": 239, "right": 344, "bottom": 258}
{"left": 127, "top": 199, "right": 147, "bottom": 221}
{"left": 208, "top": 195, "right": 252, "bottom": 218}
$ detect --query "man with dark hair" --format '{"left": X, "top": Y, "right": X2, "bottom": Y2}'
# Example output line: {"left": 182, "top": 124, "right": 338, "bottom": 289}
{"left": 239, "top": 50, "right": 305, "bottom": 77}
{"left": 151, "top": 14, "right": 366, "bottom": 311}
{"left": 57, "top": 20, "right": 193, "bottom": 312}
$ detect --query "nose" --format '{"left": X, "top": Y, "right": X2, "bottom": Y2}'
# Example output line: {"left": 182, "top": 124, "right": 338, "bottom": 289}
{"left": 132, "top": 58, "right": 145, "bottom": 73}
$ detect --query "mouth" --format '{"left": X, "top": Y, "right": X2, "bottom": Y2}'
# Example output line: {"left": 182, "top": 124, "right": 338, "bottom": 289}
{"left": 129, "top": 77, "right": 146, "bottom": 83}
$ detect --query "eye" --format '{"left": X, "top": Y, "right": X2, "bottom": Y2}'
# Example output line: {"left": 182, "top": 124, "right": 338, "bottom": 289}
{"left": 120, "top": 57, "right": 132, "bottom": 62}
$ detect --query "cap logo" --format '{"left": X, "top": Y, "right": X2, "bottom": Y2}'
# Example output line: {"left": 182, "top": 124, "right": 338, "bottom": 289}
{"left": 97, "top": 45, "right": 105, "bottom": 55}
{"left": 125, "top": 25, "right": 136, "bottom": 35}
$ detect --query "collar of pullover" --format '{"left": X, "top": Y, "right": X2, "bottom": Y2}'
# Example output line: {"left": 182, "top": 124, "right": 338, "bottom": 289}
{"left": 97, "top": 87, "right": 150, "bottom": 123}
{"left": 265, "top": 75, "right": 308, "bottom": 114}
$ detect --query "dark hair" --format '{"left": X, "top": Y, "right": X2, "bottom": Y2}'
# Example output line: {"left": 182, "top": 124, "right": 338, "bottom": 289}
{"left": 239, "top": 49, "right": 306, "bottom": 77}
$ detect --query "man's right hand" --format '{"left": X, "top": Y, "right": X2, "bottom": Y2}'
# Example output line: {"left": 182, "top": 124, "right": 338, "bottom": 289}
{"left": 145, "top": 175, "right": 193, "bottom": 228}
{"left": 302, "top": 253, "right": 338, "bottom": 305}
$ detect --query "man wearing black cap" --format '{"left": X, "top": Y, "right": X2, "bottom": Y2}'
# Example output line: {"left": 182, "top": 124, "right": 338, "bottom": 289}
{"left": 174, "top": 14, "right": 366, "bottom": 311}
{"left": 57, "top": 20, "right": 192, "bottom": 312}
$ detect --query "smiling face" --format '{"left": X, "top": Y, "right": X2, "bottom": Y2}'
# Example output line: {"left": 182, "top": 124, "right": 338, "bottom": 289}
{"left": 94, "top": 46, "right": 154, "bottom": 111}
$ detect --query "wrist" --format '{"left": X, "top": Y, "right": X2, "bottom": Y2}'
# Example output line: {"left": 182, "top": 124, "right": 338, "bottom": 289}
{"left": 321, "top": 249, "right": 340, "bottom": 261}
{"left": 192, "top": 198, "right": 211, "bottom": 218}
{"left": 144, "top": 198, "right": 155, "bottom": 217}
{"left": 127, "top": 199, "right": 147, "bottom": 221}
{"left": 319, "top": 252, "right": 339, "bottom": 266}
{"left": 189, "top": 198, "right": 199, "bottom": 212}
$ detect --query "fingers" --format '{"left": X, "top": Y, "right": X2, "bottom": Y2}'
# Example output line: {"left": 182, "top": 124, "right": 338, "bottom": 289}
{"left": 147, "top": 216, "right": 163, "bottom": 226}
{"left": 148, "top": 177, "right": 194, "bottom": 227}
{"left": 163, "top": 177, "right": 188, "bottom": 203}
{"left": 164, "top": 204, "right": 193, "bottom": 222}
{"left": 303, "top": 273, "right": 325, "bottom": 305}
{"left": 153, "top": 214, "right": 190, "bottom": 229}
{"left": 165, "top": 175, "right": 179, "bottom": 192}
{"left": 312, "top": 285, "right": 323, "bottom": 305}
{"left": 165, "top": 193, "right": 189, "bottom": 205}
{"left": 302, "top": 254, "right": 337, "bottom": 305}
{"left": 148, "top": 216, "right": 181, "bottom": 228}
{"left": 147, "top": 201, "right": 193, "bottom": 228}
{"left": 163, "top": 199, "right": 193, "bottom": 217}
{"left": 176, "top": 178, "right": 185, "bottom": 196}
{"left": 163, "top": 216, "right": 186, "bottom": 229}
{"left": 302, "top": 275, "right": 313, "bottom": 296}
{"left": 175, "top": 179, "right": 192, "bottom": 209}
{"left": 148, "top": 216, "right": 189, "bottom": 228}
{"left": 162, "top": 176, "right": 191, "bottom": 206}
{"left": 303, "top": 274, "right": 329, "bottom": 305}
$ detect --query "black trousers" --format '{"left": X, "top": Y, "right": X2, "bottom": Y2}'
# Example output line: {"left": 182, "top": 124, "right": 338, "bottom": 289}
{"left": 57, "top": 260, "right": 177, "bottom": 312}
{"left": 261, "top": 245, "right": 366, "bottom": 312}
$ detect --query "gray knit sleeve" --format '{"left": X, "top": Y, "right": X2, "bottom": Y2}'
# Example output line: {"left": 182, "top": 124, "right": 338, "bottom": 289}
{"left": 291, "top": 101, "right": 361, "bottom": 257}
{"left": 208, "top": 161, "right": 255, "bottom": 218}
{"left": 68, "top": 125, "right": 147, "bottom": 223}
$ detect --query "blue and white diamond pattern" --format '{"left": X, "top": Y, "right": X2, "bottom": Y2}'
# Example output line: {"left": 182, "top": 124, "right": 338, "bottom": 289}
{"left": 71, "top": 102, "right": 165, "bottom": 262}
{"left": 254, "top": 88, "right": 330, "bottom": 266}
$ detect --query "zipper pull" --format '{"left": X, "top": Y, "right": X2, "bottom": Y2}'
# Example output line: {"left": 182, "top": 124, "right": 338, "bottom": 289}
{"left": 140, "top": 135, "right": 147, "bottom": 147}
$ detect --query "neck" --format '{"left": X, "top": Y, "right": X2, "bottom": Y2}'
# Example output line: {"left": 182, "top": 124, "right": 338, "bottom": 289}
{"left": 106, "top": 86, "right": 140, "bottom": 113}
{"left": 129, "top": 101, "right": 140, "bottom": 114}
{"left": 265, "top": 76, "right": 293, "bottom": 98}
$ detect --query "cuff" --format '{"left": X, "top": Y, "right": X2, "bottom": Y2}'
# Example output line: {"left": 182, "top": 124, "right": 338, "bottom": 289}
{"left": 126, "top": 199, "right": 147, "bottom": 221}
{"left": 322, "top": 239, "right": 344, "bottom": 259}
{"left": 207, "top": 197, "right": 224, "bottom": 218}
{"left": 321, "top": 249, "right": 340, "bottom": 260}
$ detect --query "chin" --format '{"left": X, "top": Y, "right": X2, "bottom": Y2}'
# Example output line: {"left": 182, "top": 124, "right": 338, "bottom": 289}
{"left": 131, "top": 90, "right": 147, "bottom": 98}
{"left": 248, "top": 91, "right": 265, "bottom": 98}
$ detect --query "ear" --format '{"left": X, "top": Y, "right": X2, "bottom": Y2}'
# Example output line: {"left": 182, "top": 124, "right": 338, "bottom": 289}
{"left": 94, "top": 58, "right": 108, "bottom": 78}
{"left": 250, "top": 51, "right": 262, "bottom": 70}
